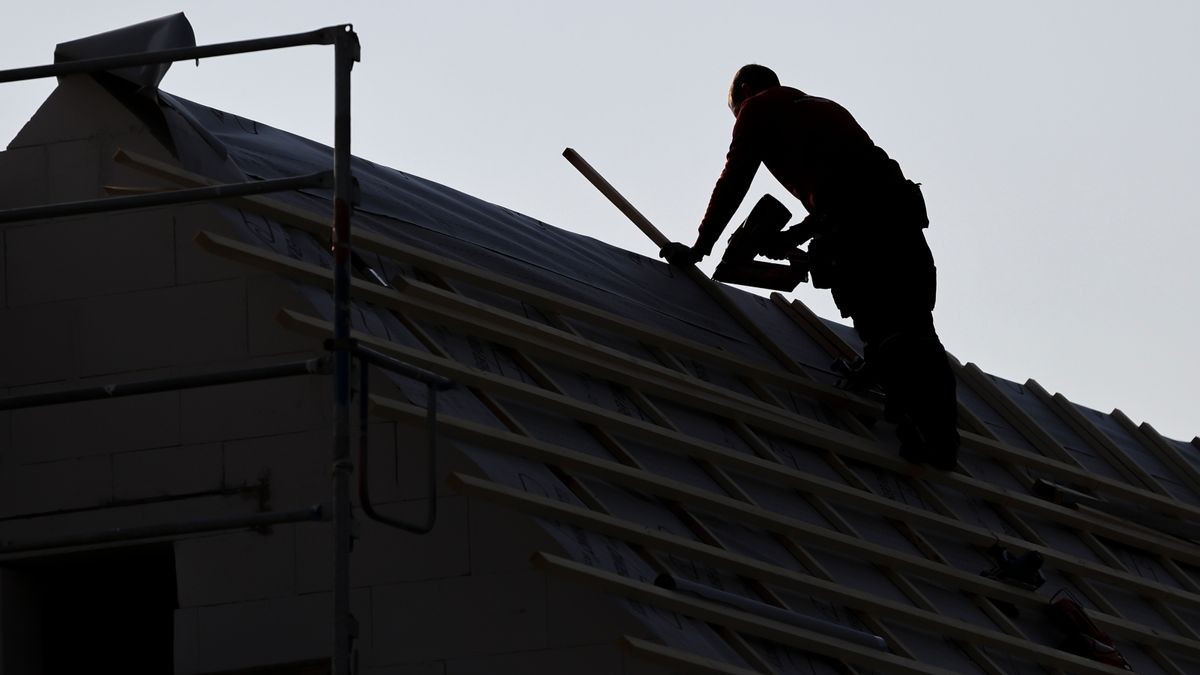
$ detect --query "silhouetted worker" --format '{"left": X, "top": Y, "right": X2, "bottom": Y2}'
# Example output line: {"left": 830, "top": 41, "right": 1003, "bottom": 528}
{"left": 660, "top": 64, "right": 959, "bottom": 469}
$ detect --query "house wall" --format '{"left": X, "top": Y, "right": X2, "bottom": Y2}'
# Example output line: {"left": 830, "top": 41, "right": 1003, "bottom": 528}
{"left": 0, "top": 77, "right": 671, "bottom": 675}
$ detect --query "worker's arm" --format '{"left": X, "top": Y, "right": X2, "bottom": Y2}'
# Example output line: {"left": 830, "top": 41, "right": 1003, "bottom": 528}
{"left": 692, "top": 112, "right": 760, "bottom": 257}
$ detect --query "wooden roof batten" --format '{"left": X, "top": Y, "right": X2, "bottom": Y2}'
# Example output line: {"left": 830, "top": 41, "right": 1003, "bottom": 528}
{"left": 126, "top": 143, "right": 1200, "bottom": 673}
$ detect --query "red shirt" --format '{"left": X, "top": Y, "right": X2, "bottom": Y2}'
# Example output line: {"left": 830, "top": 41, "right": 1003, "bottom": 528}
{"left": 695, "top": 86, "right": 903, "bottom": 255}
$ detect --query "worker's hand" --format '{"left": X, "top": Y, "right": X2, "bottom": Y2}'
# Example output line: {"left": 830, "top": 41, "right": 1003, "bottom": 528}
{"left": 659, "top": 242, "right": 702, "bottom": 267}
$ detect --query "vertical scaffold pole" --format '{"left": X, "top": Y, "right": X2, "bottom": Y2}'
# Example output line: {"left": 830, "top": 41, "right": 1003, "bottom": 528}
{"left": 331, "top": 25, "right": 360, "bottom": 675}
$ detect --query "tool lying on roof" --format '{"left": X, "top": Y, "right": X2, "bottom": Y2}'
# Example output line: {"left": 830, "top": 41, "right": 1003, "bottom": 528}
{"left": 711, "top": 194, "right": 812, "bottom": 291}
{"left": 1044, "top": 591, "right": 1133, "bottom": 670}
{"left": 981, "top": 543, "right": 1045, "bottom": 591}
{"left": 1032, "top": 478, "right": 1200, "bottom": 542}
{"left": 655, "top": 573, "right": 888, "bottom": 651}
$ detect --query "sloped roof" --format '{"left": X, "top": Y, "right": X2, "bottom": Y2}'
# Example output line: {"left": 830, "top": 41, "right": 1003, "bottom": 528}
{"left": 122, "top": 81, "right": 1200, "bottom": 674}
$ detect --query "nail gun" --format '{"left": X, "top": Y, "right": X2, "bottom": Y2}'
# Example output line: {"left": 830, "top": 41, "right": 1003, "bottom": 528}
{"left": 712, "top": 194, "right": 818, "bottom": 291}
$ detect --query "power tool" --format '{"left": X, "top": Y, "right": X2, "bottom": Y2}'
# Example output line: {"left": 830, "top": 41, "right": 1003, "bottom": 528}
{"left": 712, "top": 194, "right": 816, "bottom": 291}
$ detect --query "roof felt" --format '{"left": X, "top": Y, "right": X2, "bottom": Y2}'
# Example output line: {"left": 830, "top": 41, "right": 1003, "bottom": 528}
{"left": 151, "top": 85, "right": 1200, "bottom": 674}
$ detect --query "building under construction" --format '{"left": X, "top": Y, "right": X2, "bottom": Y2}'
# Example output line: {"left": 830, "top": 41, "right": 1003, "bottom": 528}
{"left": 1, "top": 14, "right": 1199, "bottom": 675}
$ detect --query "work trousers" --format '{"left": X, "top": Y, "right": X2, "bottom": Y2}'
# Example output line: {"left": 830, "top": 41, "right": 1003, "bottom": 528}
{"left": 830, "top": 226, "right": 959, "bottom": 446}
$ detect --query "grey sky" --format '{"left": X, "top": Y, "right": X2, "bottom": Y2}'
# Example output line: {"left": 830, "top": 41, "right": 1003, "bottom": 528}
{"left": 2, "top": 1, "right": 1196, "bottom": 440}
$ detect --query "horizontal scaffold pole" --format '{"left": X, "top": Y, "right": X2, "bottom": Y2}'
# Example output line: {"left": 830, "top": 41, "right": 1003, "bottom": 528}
{"left": 0, "top": 356, "right": 327, "bottom": 411}
{"left": 0, "top": 505, "right": 325, "bottom": 557}
{"left": 0, "top": 26, "right": 347, "bottom": 84}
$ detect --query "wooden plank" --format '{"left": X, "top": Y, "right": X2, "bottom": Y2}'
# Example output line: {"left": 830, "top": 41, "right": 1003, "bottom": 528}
{"left": 958, "top": 365, "right": 1074, "bottom": 463}
{"left": 984, "top": 378, "right": 1200, "bottom": 645}
{"left": 602, "top": 343, "right": 919, "bottom": 663}
{"left": 399, "top": 253, "right": 1200, "bottom": 524}
{"left": 204, "top": 225, "right": 1200, "bottom": 529}
{"left": 120, "top": 145, "right": 869, "bottom": 416}
{"left": 185, "top": 202, "right": 1194, "bottom": 524}
{"left": 1027, "top": 381, "right": 1165, "bottom": 495}
{"left": 619, "top": 636, "right": 764, "bottom": 675}
{"left": 773, "top": 294, "right": 859, "bottom": 362}
{"left": 1121, "top": 413, "right": 1200, "bottom": 501}
{"left": 280, "top": 307, "right": 1200, "bottom": 590}
{"left": 174, "top": 151, "right": 1195, "bottom": 667}
{"left": 194, "top": 227, "right": 1200, "bottom": 658}
{"left": 562, "top": 147, "right": 806, "bottom": 376}
{"left": 735, "top": 315, "right": 1195, "bottom": 675}
{"left": 534, "top": 552, "right": 963, "bottom": 675}
{"left": 115, "top": 148, "right": 337, "bottom": 238}
{"left": 370, "top": 263, "right": 994, "bottom": 669}
{"left": 377, "top": 395, "right": 1200, "bottom": 625}
{"left": 326, "top": 253, "right": 780, "bottom": 672}
{"left": 454, "top": 471, "right": 1168, "bottom": 669}
{"left": 716, "top": 353, "right": 1014, "bottom": 671}
{"left": 782, "top": 310, "right": 1191, "bottom": 673}
{"left": 444, "top": 283, "right": 814, "bottom": 669}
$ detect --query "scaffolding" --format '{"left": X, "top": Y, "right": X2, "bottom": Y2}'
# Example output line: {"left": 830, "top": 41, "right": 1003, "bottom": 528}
{"left": 0, "top": 24, "right": 452, "bottom": 675}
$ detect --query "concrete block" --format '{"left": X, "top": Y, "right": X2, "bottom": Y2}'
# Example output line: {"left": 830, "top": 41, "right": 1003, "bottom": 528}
{"left": 466, "top": 489, "right": 561, "bottom": 575}
{"left": 182, "top": 375, "right": 328, "bottom": 445}
{"left": 0, "top": 302, "right": 76, "bottom": 388}
{"left": 0, "top": 493, "right": 231, "bottom": 545}
{"left": 248, "top": 273, "right": 321, "bottom": 357}
{"left": 547, "top": 574, "right": 640, "bottom": 648}
{"left": 9, "top": 391, "right": 179, "bottom": 462}
{"left": 621, "top": 650, "right": 678, "bottom": 675}
{"left": 295, "top": 496, "right": 470, "bottom": 593}
{"left": 112, "top": 442, "right": 223, "bottom": 501}
{"left": 192, "top": 589, "right": 369, "bottom": 674}
{"left": 173, "top": 608, "right": 200, "bottom": 675}
{"left": 44, "top": 139, "right": 100, "bottom": 204}
{"left": 193, "top": 592, "right": 325, "bottom": 673}
{"left": 362, "top": 422, "right": 463, "bottom": 505}
{"left": 446, "top": 644, "right": 619, "bottom": 675}
{"left": 174, "top": 204, "right": 255, "bottom": 285}
{"left": 5, "top": 209, "right": 175, "bottom": 307}
{"left": 175, "top": 527, "right": 297, "bottom": 607}
{"left": 73, "top": 279, "right": 247, "bottom": 376}
{"left": 8, "top": 76, "right": 148, "bottom": 149}
{"left": 0, "top": 567, "right": 46, "bottom": 674}
{"left": 0, "top": 145, "right": 48, "bottom": 209}
{"left": 0, "top": 411, "right": 10, "bottom": 465}
{"left": 371, "top": 570, "right": 547, "bottom": 664}
{"left": 223, "top": 429, "right": 328, "bottom": 510}
{"left": 0, "top": 454, "right": 111, "bottom": 517}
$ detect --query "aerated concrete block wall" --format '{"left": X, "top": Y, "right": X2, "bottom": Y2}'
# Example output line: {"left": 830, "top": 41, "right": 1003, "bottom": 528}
{"left": 0, "top": 77, "right": 671, "bottom": 675}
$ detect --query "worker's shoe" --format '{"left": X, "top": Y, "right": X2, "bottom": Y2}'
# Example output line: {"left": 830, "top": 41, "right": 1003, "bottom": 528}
{"left": 833, "top": 357, "right": 885, "bottom": 402}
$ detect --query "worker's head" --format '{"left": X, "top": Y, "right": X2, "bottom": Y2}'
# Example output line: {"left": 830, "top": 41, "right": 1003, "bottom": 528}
{"left": 728, "top": 64, "right": 779, "bottom": 116}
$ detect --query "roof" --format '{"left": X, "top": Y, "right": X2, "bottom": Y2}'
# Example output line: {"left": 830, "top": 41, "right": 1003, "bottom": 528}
{"left": 72, "top": 32, "right": 1200, "bottom": 673}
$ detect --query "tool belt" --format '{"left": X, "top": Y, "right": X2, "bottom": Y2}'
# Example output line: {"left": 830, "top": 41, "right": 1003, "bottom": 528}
{"left": 806, "top": 179, "right": 928, "bottom": 292}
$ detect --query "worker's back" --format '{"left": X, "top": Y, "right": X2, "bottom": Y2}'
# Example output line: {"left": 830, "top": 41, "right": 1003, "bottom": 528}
{"left": 738, "top": 86, "right": 904, "bottom": 215}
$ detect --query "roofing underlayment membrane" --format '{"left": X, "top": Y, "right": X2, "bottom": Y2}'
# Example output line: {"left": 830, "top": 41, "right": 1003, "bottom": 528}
{"left": 49, "top": 15, "right": 1200, "bottom": 674}
{"left": 160, "top": 94, "right": 1200, "bottom": 673}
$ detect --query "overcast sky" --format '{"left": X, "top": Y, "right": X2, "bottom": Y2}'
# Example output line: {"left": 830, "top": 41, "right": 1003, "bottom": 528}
{"left": 2, "top": 1, "right": 1196, "bottom": 441}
